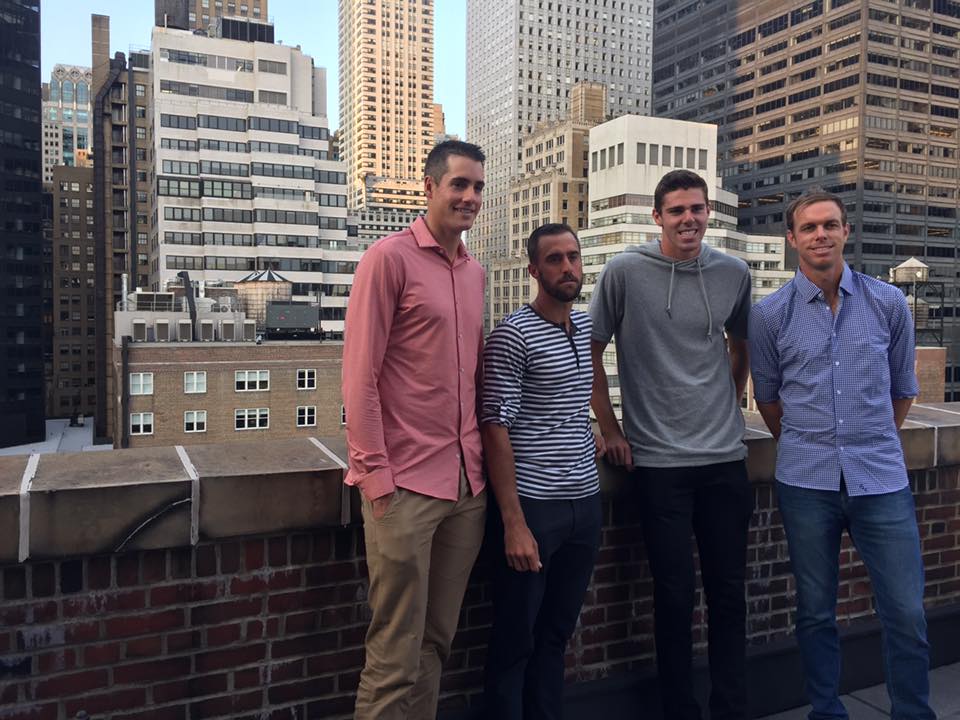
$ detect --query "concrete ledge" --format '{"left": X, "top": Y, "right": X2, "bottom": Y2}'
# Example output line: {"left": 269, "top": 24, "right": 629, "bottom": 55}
{"left": 189, "top": 437, "right": 346, "bottom": 538}
{"left": 0, "top": 456, "right": 27, "bottom": 564}
{"left": 28, "top": 447, "right": 192, "bottom": 558}
{"left": 2, "top": 404, "right": 960, "bottom": 564}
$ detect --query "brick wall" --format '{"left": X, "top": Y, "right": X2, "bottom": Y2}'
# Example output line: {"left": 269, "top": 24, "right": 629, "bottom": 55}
{"left": 2, "top": 468, "right": 958, "bottom": 719}
{"left": 915, "top": 346, "right": 947, "bottom": 404}
{"left": 118, "top": 342, "right": 344, "bottom": 448}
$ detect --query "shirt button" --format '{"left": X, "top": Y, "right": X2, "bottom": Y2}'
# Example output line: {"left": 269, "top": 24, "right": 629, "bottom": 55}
{"left": 839, "top": 419, "right": 844, "bottom": 424}
{"left": 459, "top": 367, "right": 464, "bottom": 373}
{"left": 839, "top": 447, "right": 844, "bottom": 452}
{"left": 835, "top": 361, "right": 840, "bottom": 366}
{"left": 836, "top": 390, "right": 841, "bottom": 395}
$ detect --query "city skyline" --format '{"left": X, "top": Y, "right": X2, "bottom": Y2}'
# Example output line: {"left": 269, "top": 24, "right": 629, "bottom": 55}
{"left": 40, "top": 0, "right": 468, "bottom": 138}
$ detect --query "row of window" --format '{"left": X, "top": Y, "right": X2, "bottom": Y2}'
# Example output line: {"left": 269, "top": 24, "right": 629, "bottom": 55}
{"left": 161, "top": 113, "right": 329, "bottom": 139}
{"left": 130, "top": 406, "right": 322, "bottom": 435}
{"left": 130, "top": 369, "right": 318, "bottom": 395}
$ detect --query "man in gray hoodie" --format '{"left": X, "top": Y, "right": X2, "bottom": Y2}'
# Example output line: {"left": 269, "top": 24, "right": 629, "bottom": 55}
{"left": 589, "top": 170, "right": 752, "bottom": 720}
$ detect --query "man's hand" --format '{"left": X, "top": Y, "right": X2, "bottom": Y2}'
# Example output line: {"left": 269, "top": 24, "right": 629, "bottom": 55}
{"left": 371, "top": 491, "right": 395, "bottom": 520}
{"left": 594, "top": 432, "right": 606, "bottom": 459}
{"left": 504, "top": 520, "right": 541, "bottom": 572}
{"left": 603, "top": 427, "right": 634, "bottom": 470}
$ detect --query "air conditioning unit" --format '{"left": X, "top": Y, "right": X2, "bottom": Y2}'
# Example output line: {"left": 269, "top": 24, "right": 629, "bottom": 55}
{"left": 221, "top": 320, "right": 236, "bottom": 341}
{"left": 155, "top": 319, "right": 169, "bottom": 342}
{"left": 177, "top": 319, "right": 192, "bottom": 341}
{"left": 132, "top": 319, "right": 147, "bottom": 342}
{"left": 242, "top": 320, "right": 256, "bottom": 342}
{"left": 200, "top": 319, "right": 214, "bottom": 342}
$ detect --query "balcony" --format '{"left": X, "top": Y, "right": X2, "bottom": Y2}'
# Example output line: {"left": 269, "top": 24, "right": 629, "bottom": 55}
{"left": 1, "top": 408, "right": 959, "bottom": 719}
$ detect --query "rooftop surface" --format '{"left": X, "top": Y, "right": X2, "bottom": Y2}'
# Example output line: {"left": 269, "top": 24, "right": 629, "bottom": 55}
{"left": 761, "top": 662, "right": 960, "bottom": 720}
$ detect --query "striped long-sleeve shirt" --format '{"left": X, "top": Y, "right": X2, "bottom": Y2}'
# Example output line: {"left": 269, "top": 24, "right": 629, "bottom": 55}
{"left": 481, "top": 305, "right": 599, "bottom": 500}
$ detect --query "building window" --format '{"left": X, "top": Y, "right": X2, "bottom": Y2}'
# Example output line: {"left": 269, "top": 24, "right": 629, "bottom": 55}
{"left": 130, "top": 372, "right": 154, "bottom": 395}
{"left": 340, "top": 405, "right": 347, "bottom": 426}
{"left": 184, "top": 371, "right": 206, "bottom": 393}
{"left": 130, "top": 412, "right": 154, "bottom": 435}
{"left": 235, "top": 369, "right": 269, "bottom": 391}
{"left": 235, "top": 408, "right": 269, "bottom": 430}
{"left": 297, "top": 405, "right": 316, "bottom": 427}
{"left": 297, "top": 368, "right": 316, "bottom": 389}
{"left": 184, "top": 410, "right": 207, "bottom": 433}
{"left": 135, "top": 84, "right": 145, "bottom": 97}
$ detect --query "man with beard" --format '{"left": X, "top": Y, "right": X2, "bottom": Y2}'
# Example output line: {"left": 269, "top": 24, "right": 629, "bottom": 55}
{"left": 481, "top": 223, "right": 603, "bottom": 719}
{"left": 590, "top": 170, "right": 753, "bottom": 720}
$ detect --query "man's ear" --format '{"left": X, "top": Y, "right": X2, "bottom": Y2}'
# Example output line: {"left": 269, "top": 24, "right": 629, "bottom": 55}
{"left": 527, "top": 262, "right": 539, "bottom": 280}
{"left": 423, "top": 175, "right": 434, "bottom": 200}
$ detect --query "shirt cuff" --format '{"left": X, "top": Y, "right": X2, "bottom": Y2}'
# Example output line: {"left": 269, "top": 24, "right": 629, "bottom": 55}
{"left": 752, "top": 381, "right": 780, "bottom": 404}
{"left": 890, "top": 374, "right": 919, "bottom": 399}
{"left": 346, "top": 466, "right": 396, "bottom": 501}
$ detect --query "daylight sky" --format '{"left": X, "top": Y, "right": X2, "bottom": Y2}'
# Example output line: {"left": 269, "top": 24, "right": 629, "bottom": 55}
{"left": 40, "top": 0, "right": 467, "bottom": 138}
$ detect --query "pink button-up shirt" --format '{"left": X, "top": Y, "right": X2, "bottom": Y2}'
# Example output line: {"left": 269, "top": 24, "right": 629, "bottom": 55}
{"left": 342, "top": 216, "right": 486, "bottom": 501}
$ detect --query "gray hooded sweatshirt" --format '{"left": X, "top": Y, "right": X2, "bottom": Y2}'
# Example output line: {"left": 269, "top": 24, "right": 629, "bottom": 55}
{"left": 589, "top": 241, "right": 751, "bottom": 467}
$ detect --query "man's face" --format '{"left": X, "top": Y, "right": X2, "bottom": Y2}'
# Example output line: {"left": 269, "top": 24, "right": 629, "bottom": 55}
{"left": 529, "top": 231, "right": 583, "bottom": 303}
{"left": 653, "top": 187, "right": 709, "bottom": 261}
{"left": 424, "top": 154, "right": 485, "bottom": 237}
{"left": 787, "top": 200, "right": 849, "bottom": 276}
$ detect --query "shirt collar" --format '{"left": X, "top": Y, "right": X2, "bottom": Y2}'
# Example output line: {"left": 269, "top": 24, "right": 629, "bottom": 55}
{"left": 411, "top": 216, "right": 470, "bottom": 264}
{"left": 793, "top": 263, "right": 854, "bottom": 303}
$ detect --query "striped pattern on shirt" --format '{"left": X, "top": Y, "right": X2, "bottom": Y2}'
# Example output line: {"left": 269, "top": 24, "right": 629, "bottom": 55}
{"left": 481, "top": 305, "right": 599, "bottom": 500}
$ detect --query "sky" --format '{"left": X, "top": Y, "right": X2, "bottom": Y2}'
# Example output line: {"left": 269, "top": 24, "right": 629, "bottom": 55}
{"left": 40, "top": 0, "right": 467, "bottom": 138}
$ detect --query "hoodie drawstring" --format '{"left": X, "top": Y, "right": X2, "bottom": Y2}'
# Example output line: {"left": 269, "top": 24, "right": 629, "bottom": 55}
{"left": 696, "top": 258, "right": 714, "bottom": 340}
{"left": 666, "top": 262, "right": 675, "bottom": 318}
{"left": 665, "top": 258, "right": 714, "bottom": 339}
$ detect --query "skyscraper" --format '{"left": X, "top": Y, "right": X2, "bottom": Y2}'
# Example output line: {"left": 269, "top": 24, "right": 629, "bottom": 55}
{"left": 338, "top": 0, "right": 435, "bottom": 211}
{"left": 466, "top": 0, "right": 655, "bottom": 265}
{"left": 0, "top": 0, "right": 45, "bottom": 446}
{"left": 652, "top": 0, "right": 960, "bottom": 400}
{"left": 41, "top": 65, "right": 94, "bottom": 186}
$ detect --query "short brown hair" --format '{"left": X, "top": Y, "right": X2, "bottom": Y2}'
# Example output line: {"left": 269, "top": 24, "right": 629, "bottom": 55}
{"left": 654, "top": 170, "right": 709, "bottom": 213}
{"left": 424, "top": 140, "right": 485, "bottom": 183}
{"left": 785, "top": 189, "right": 847, "bottom": 232}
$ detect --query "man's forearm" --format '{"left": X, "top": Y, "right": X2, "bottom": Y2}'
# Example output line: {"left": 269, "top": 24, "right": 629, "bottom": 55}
{"left": 481, "top": 423, "right": 525, "bottom": 526}
{"left": 590, "top": 341, "right": 621, "bottom": 436}
{"left": 728, "top": 337, "right": 749, "bottom": 404}
{"left": 756, "top": 400, "right": 783, "bottom": 441}
{"left": 893, "top": 396, "right": 914, "bottom": 429}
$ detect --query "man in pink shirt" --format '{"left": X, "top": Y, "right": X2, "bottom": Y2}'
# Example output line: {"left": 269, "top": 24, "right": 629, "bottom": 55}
{"left": 343, "top": 140, "right": 488, "bottom": 720}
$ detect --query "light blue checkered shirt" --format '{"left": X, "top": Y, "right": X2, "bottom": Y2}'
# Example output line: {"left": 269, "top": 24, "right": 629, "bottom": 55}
{"left": 749, "top": 265, "right": 918, "bottom": 496}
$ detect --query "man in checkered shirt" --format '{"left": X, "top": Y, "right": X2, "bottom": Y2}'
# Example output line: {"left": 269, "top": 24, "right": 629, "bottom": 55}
{"left": 749, "top": 188, "right": 934, "bottom": 720}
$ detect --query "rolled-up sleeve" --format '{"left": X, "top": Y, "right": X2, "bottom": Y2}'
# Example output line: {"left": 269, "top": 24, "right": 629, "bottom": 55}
{"left": 341, "top": 245, "right": 399, "bottom": 500}
{"left": 888, "top": 292, "right": 919, "bottom": 399}
{"left": 480, "top": 322, "right": 526, "bottom": 429}
{"left": 748, "top": 303, "right": 782, "bottom": 404}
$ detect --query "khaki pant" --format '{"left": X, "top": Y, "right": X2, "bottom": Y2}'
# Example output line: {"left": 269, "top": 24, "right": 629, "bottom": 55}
{"left": 354, "top": 471, "right": 486, "bottom": 720}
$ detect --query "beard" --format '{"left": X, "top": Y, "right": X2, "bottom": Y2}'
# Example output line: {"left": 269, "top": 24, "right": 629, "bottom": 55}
{"left": 541, "top": 275, "right": 583, "bottom": 303}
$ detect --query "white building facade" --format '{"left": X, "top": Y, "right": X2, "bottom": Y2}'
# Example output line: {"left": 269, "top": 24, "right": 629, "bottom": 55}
{"left": 150, "top": 23, "right": 357, "bottom": 336}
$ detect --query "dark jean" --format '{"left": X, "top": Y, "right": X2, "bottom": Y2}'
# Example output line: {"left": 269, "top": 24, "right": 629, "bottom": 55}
{"left": 636, "top": 460, "right": 753, "bottom": 720}
{"left": 484, "top": 492, "right": 602, "bottom": 720}
{"left": 777, "top": 481, "right": 934, "bottom": 720}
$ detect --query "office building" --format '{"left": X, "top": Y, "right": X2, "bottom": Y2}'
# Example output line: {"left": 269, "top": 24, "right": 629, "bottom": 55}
{"left": 488, "top": 81, "right": 606, "bottom": 328}
{"left": 91, "top": 14, "right": 154, "bottom": 443}
{"left": 50, "top": 165, "right": 97, "bottom": 419}
{"left": 0, "top": 0, "right": 45, "bottom": 446}
{"left": 155, "top": 0, "right": 268, "bottom": 31}
{"left": 113, "top": 290, "right": 343, "bottom": 448}
{"left": 466, "top": 0, "right": 655, "bottom": 265}
{"left": 338, "top": 0, "right": 435, "bottom": 210}
{"left": 652, "top": 0, "right": 960, "bottom": 399}
{"left": 41, "top": 65, "right": 94, "bottom": 186}
{"left": 150, "top": 19, "right": 360, "bottom": 348}
{"left": 579, "top": 114, "right": 792, "bottom": 414}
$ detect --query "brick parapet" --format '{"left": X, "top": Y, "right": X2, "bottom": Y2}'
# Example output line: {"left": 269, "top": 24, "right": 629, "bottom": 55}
{"left": 0, "top": 407, "right": 959, "bottom": 718}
